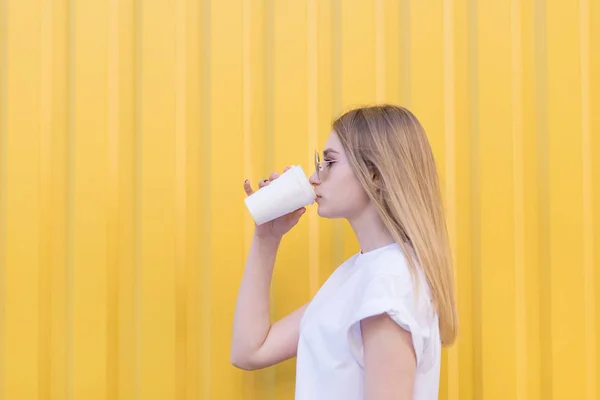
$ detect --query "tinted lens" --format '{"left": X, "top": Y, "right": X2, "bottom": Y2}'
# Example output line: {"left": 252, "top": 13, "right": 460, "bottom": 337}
{"left": 315, "top": 151, "right": 320, "bottom": 179}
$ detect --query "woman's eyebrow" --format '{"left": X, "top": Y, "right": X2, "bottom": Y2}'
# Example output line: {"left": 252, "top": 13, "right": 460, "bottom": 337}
{"left": 323, "top": 148, "right": 339, "bottom": 157}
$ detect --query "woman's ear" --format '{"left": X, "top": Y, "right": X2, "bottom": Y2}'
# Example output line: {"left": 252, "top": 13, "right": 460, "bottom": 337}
{"left": 371, "top": 166, "right": 381, "bottom": 186}
{"left": 366, "top": 161, "right": 379, "bottom": 181}
{"left": 371, "top": 170, "right": 383, "bottom": 196}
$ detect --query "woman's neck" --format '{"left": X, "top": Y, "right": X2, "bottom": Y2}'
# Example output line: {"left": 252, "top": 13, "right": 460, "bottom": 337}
{"left": 348, "top": 203, "right": 396, "bottom": 253}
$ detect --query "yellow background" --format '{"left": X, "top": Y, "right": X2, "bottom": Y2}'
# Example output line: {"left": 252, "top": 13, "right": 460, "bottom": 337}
{"left": 1, "top": 0, "right": 599, "bottom": 399}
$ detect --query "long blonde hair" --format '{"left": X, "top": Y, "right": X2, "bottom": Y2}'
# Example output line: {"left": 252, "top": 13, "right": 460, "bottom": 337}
{"left": 333, "top": 104, "right": 458, "bottom": 346}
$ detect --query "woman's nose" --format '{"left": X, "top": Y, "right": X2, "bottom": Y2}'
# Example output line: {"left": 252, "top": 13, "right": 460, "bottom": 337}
{"left": 309, "top": 171, "right": 320, "bottom": 186}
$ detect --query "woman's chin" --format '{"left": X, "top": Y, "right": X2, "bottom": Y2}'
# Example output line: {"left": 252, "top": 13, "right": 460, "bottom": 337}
{"left": 316, "top": 205, "right": 325, "bottom": 217}
{"left": 316, "top": 204, "right": 331, "bottom": 218}
{"left": 317, "top": 204, "right": 347, "bottom": 220}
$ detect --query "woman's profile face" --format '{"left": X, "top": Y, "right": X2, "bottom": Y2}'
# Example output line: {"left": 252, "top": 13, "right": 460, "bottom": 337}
{"left": 309, "top": 131, "right": 371, "bottom": 220}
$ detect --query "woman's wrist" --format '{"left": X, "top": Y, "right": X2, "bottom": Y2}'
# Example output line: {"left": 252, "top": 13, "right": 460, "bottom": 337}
{"left": 253, "top": 231, "right": 282, "bottom": 246}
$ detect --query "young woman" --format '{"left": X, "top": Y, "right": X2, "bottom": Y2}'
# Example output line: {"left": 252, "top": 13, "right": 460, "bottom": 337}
{"left": 231, "top": 104, "right": 458, "bottom": 399}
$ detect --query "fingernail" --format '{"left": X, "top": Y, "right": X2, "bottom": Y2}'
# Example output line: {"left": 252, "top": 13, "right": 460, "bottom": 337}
{"left": 244, "top": 179, "right": 248, "bottom": 183}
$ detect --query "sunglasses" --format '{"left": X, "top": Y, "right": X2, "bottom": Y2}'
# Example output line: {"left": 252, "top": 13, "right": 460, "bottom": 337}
{"left": 314, "top": 150, "right": 337, "bottom": 180}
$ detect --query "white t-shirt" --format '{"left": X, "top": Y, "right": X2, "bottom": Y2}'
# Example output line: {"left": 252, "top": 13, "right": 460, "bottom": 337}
{"left": 295, "top": 242, "right": 441, "bottom": 400}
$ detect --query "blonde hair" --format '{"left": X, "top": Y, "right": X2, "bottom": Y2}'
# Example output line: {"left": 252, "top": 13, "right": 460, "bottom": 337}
{"left": 332, "top": 104, "right": 458, "bottom": 346}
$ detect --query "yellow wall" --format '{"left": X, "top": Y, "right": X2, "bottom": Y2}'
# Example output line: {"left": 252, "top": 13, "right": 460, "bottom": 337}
{"left": 1, "top": 0, "right": 599, "bottom": 399}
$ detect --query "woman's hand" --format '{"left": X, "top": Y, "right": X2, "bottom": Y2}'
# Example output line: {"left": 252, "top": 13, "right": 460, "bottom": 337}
{"left": 244, "top": 167, "right": 308, "bottom": 240}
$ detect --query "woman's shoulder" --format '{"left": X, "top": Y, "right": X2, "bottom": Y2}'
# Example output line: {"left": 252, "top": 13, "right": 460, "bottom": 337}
{"left": 351, "top": 244, "right": 434, "bottom": 315}
{"left": 342, "top": 245, "right": 439, "bottom": 370}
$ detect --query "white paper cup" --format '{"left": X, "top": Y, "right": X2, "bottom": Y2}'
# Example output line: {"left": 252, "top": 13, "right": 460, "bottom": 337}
{"left": 244, "top": 165, "right": 316, "bottom": 225}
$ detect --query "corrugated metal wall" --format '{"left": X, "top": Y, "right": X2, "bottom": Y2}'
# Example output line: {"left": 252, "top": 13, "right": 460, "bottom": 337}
{"left": 0, "top": 0, "right": 599, "bottom": 399}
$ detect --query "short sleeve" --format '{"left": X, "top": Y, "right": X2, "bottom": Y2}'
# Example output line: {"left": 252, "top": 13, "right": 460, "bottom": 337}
{"left": 345, "top": 273, "right": 430, "bottom": 369}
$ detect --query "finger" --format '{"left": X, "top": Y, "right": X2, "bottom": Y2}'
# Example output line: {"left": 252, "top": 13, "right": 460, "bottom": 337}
{"left": 293, "top": 207, "right": 306, "bottom": 219}
{"left": 243, "top": 179, "right": 254, "bottom": 196}
{"left": 283, "top": 166, "right": 291, "bottom": 173}
{"left": 258, "top": 179, "right": 270, "bottom": 189}
{"left": 269, "top": 172, "right": 280, "bottom": 181}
